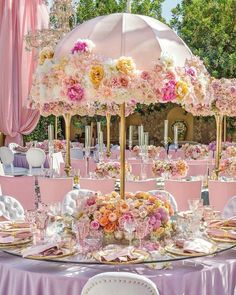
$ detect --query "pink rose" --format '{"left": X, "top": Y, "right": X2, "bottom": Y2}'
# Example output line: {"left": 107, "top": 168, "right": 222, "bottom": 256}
{"left": 90, "top": 220, "right": 100, "bottom": 230}
{"left": 71, "top": 41, "right": 88, "bottom": 54}
{"left": 67, "top": 83, "right": 85, "bottom": 102}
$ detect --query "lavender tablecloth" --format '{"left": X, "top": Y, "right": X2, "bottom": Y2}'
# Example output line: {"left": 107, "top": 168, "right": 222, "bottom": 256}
{"left": 0, "top": 249, "right": 235, "bottom": 295}
{"left": 13, "top": 153, "right": 49, "bottom": 169}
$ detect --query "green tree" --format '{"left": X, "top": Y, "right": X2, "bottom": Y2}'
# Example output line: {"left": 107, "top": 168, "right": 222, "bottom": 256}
{"left": 76, "top": 0, "right": 164, "bottom": 23}
{"left": 170, "top": 0, "right": 236, "bottom": 78}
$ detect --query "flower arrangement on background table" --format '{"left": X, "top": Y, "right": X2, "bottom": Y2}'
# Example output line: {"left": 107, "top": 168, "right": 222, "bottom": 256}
{"left": 181, "top": 143, "right": 209, "bottom": 160}
{"left": 94, "top": 162, "right": 131, "bottom": 179}
{"left": 152, "top": 159, "right": 188, "bottom": 178}
{"left": 219, "top": 158, "right": 236, "bottom": 178}
{"left": 74, "top": 191, "right": 174, "bottom": 244}
{"left": 132, "top": 145, "right": 163, "bottom": 159}
{"left": 224, "top": 146, "right": 236, "bottom": 158}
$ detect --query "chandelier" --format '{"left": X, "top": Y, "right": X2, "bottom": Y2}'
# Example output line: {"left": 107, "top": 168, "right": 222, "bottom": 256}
{"left": 25, "top": 0, "right": 76, "bottom": 51}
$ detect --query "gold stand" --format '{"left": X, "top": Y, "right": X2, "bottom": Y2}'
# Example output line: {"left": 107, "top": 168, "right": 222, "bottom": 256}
{"left": 214, "top": 114, "right": 223, "bottom": 179}
{"left": 55, "top": 116, "right": 58, "bottom": 140}
{"left": 63, "top": 113, "right": 72, "bottom": 176}
{"left": 120, "top": 103, "right": 126, "bottom": 199}
{"left": 223, "top": 116, "right": 227, "bottom": 143}
{"left": 106, "top": 114, "right": 111, "bottom": 157}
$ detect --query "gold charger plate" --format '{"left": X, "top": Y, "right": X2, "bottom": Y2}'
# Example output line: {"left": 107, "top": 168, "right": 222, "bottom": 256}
{"left": 0, "top": 222, "right": 29, "bottom": 233}
{"left": 165, "top": 244, "right": 217, "bottom": 257}
{"left": 0, "top": 238, "right": 32, "bottom": 248}
{"left": 26, "top": 248, "right": 76, "bottom": 260}
{"left": 93, "top": 248, "right": 149, "bottom": 264}
{"left": 207, "top": 235, "right": 236, "bottom": 244}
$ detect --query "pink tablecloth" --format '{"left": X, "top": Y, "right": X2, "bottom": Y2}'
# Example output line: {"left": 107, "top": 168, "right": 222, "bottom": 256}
{"left": 0, "top": 249, "right": 235, "bottom": 295}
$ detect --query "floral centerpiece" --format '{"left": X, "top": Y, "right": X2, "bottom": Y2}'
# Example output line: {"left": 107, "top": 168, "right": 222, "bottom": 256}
{"left": 94, "top": 162, "right": 131, "bottom": 179}
{"left": 219, "top": 158, "right": 236, "bottom": 178}
{"left": 152, "top": 159, "right": 188, "bottom": 178}
{"left": 224, "top": 146, "right": 236, "bottom": 158}
{"left": 181, "top": 143, "right": 208, "bottom": 160}
{"left": 132, "top": 145, "right": 162, "bottom": 158}
{"left": 75, "top": 191, "right": 174, "bottom": 243}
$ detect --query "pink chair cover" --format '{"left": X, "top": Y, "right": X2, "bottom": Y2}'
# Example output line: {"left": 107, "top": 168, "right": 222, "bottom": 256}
{"left": 38, "top": 177, "right": 73, "bottom": 204}
{"left": 131, "top": 163, "right": 154, "bottom": 179}
{"left": 208, "top": 180, "right": 236, "bottom": 211}
{"left": 125, "top": 179, "right": 156, "bottom": 193}
{"left": 60, "top": 159, "right": 96, "bottom": 178}
{"left": 79, "top": 178, "right": 115, "bottom": 194}
{"left": 0, "top": 175, "right": 35, "bottom": 209}
{"left": 0, "top": 0, "right": 49, "bottom": 145}
{"left": 164, "top": 179, "right": 202, "bottom": 211}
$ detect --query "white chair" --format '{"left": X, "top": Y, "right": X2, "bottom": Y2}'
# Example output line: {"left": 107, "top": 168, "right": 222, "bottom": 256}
{"left": 70, "top": 148, "right": 84, "bottom": 159}
{"left": 0, "top": 146, "right": 27, "bottom": 176}
{"left": 52, "top": 152, "right": 64, "bottom": 175}
{"left": 148, "top": 189, "right": 178, "bottom": 212}
{"left": 222, "top": 196, "right": 236, "bottom": 219}
{"left": 0, "top": 162, "right": 5, "bottom": 176}
{"left": 0, "top": 195, "right": 24, "bottom": 220}
{"left": 26, "top": 148, "right": 46, "bottom": 175}
{"left": 62, "top": 189, "right": 96, "bottom": 215}
{"left": 82, "top": 272, "right": 159, "bottom": 295}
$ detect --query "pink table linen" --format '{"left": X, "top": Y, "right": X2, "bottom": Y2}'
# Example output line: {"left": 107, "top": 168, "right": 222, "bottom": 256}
{"left": 0, "top": 249, "right": 235, "bottom": 295}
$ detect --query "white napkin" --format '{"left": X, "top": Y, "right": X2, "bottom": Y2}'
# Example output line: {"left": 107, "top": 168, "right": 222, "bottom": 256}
{"left": 184, "top": 238, "right": 214, "bottom": 254}
{"left": 22, "top": 243, "right": 57, "bottom": 257}
{"left": 0, "top": 236, "right": 15, "bottom": 243}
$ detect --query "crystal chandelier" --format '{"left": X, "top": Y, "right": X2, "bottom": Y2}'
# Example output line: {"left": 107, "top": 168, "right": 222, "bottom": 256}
{"left": 25, "top": 0, "right": 76, "bottom": 51}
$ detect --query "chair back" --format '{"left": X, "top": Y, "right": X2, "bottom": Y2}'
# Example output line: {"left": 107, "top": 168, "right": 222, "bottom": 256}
{"left": 0, "top": 162, "right": 5, "bottom": 176}
{"left": 26, "top": 148, "right": 46, "bottom": 174}
{"left": 222, "top": 196, "right": 236, "bottom": 218}
{"left": 70, "top": 148, "right": 84, "bottom": 159}
{"left": 208, "top": 180, "right": 236, "bottom": 211}
{"left": 52, "top": 152, "right": 64, "bottom": 175}
{"left": 0, "top": 147, "right": 14, "bottom": 165}
{"left": 0, "top": 195, "right": 24, "bottom": 220}
{"left": 79, "top": 178, "right": 115, "bottom": 194}
{"left": 62, "top": 189, "right": 96, "bottom": 215}
{"left": 8, "top": 143, "right": 19, "bottom": 153}
{"left": 38, "top": 177, "right": 73, "bottom": 204}
{"left": 164, "top": 179, "right": 202, "bottom": 211}
{"left": 81, "top": 272, "right": 159, "bottom": 295}
{"left": 148, "top": 189, "right": 178, "bottom": 212}
{"left": 131, "top": 163, "right": 154, "bottom": 179}
{"left": 0, "top": 175, "right": 36, "bottom": 209}
{"left": 125, "top": 179, "right": 156, "bottom": 193}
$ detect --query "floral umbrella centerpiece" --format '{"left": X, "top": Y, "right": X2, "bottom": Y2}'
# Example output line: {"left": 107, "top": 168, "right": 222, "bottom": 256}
{"left": 29, "top": 13, "right": 211, "bottom": 198}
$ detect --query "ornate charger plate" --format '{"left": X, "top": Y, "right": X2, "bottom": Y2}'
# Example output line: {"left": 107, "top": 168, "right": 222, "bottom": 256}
{"left": 206, "top": 235, "right": 236, "bottom": 244}
{"left": 93, "top": 248, "right": 149, "bottom": 264}
{"left": 0, "top": 222, "right": 30, "bottom": 233}
{"left": 26, "top": 248, "right": 76, "bottom": 260}
{"left": 165, "top": 244, "right": 217, "bottom": 257}
{"left": 0, "top": 238, "right": 32, "bottom": 248}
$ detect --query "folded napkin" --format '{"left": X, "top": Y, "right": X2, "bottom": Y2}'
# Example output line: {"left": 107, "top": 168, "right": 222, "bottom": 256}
{"left": 208, "top": 217, "right": 236, "bottom": 229}
{"left": 207, "top": 228, "right": 236, "bottom": 240}
{"left": 100, "top": 247, "right": 137, "bottom": 262}
{"left": 22, "top": 243, "right": 63, "bottom": 258}
{"left": 183, "top": 238, "right": 214, "bottom": 254}
{"left": 0, "top": 222, "right": 29, "bottom": 231}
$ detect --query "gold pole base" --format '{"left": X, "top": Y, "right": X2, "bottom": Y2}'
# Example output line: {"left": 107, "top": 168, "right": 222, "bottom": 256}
{"left": 106, "top": 150, "right": 111, "bottom": 158}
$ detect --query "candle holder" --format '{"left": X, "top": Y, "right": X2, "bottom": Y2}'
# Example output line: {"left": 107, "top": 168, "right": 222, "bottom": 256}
{"left": 48, "top": 139, "right": 54, "bottom": 176}
{"left": 63, "top": 113, "right": 72, "bottom": 177}
{"left": 106, "top": 114, "right": 111, "bottom": 158}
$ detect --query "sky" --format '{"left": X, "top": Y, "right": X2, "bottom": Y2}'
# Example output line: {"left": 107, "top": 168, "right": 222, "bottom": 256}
{"left": 162, "top": 0, "right": 181, "bottom": 22}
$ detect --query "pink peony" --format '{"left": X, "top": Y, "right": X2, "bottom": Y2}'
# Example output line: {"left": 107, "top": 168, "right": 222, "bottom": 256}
{"left": 161, "top": 80, "right": 176, "bottom": 102}
{"left": 67, "top": 83, "right": 84, "bottom": 102}
{"left": 71, "top": 41, "right": 88, "bottom": 54}
{"left": 87, "top": 197, "right": 96, "bottom": 206}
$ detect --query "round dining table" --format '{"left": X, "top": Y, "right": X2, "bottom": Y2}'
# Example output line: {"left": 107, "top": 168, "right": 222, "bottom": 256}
{"left": 0, "top": 247, "right": 235, "bottom": 295}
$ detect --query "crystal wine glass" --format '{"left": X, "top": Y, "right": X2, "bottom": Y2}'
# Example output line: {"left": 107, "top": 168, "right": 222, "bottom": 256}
{"left": 124, "top": 219, "right": 136, "bottom": 247}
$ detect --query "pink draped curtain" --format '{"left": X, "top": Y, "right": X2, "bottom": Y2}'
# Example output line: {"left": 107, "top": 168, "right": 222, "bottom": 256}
{"left": 0, "top": 0, "right": 49, "bottom": 145}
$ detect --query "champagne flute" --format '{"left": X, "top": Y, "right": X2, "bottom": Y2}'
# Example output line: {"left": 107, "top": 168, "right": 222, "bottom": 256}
{"left": 124, "top": 219, "right": 136, "bottom": 247}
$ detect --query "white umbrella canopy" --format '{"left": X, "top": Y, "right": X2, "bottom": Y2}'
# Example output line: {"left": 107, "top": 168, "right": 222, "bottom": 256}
{"left": 55, "top": 13, "right": 192, "bottom": 70}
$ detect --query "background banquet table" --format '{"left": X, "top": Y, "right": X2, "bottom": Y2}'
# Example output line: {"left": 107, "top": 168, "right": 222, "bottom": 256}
{"left": 13, "top": 153, "right": 49, "bottom": 169}
{"left": 0, "top": 249, "right": 235, "bottom": 295}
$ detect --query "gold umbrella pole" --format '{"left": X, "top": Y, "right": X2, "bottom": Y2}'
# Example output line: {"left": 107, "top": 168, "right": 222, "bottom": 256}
{"left": 106, "top": 113, "right": 111, "bottom": 158}
{"left": 223, "top": 116, "right": 227, "bottom": 143}
{"left": 55, "top": 116, "right": 58, "bottom": 140}
{"left": 120, "top": 103, "right": 126, "bottom": 199}
{"left": 63, "top": 113, "right": 72, "bottom": 177}
{"left": 214, "top": 114, "right": 223, "bottom": 179}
